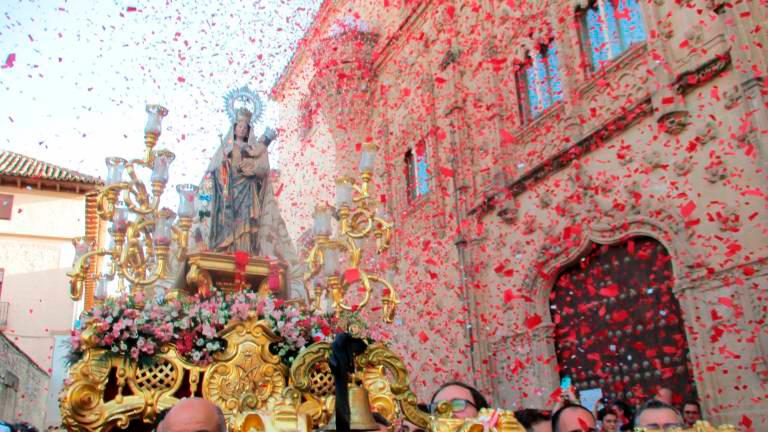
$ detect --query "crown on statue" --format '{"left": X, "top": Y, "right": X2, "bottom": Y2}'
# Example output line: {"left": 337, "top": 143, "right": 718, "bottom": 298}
{"left": 236, "top": 107, "right": 253, "bottom": 124}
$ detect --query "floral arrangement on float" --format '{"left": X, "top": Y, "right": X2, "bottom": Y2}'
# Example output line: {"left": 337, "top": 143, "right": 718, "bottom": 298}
{"left": 67, "top": 289, "right": 361, "bottom": 368}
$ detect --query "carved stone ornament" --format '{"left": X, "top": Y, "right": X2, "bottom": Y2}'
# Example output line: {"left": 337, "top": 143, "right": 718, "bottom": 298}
{"left": 683, "top": 26, "right": 705, "bottom": 46}
{"left": 696, "top": 120, "right": 719, "bottom": 145}
{"left": 497, "top": 198, "right": 519, "bottom": 224}
{"left": 716, "top": 205, "right": 742, "bottom": 232}
{"left": 539, "top": 191, "right": 553, "bottom": 208}
{"left": 643, "top": 149, "right": 666, "bottom": 171}
{"left": 658, "top": 19, "right": 674, "bottom": 40}
{"left": 522, "top": 213, "right": 538, "bottom": 235}
{"left": 673, "top": 156, "right": 694, "bottom": 177}
{"left": 659, "top": 110, "right": 691, "bottom": 135}
{"left": 704, "top": 162, "right": 728, "bottom": 183}
{"left": 723, "top": 85, "right": 743, "bottom": 110}
{"left": 568, "top": 165, "right": 592, "bottom": 190}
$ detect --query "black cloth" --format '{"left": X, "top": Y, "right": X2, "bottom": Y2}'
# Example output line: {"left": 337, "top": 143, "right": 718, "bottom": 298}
{"left": 329, "top": 333, "right": 367, "bottom": 432}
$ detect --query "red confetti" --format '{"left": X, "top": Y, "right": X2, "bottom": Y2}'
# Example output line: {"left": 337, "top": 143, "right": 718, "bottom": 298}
{"left": 418, "top": 331, "right": 429, "bottom": 343}
{"left": 2, "top": 53, "right": 15, "bottom": 69}
{"left": 524, "top": 313, "right": 542, "bottom": 330}
{"left": 679, "top": 201, "right": 696, "bottom": 218}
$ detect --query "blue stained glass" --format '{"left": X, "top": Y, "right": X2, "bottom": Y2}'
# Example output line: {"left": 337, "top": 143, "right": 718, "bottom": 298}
{"left": 534, "top": 50, "right": 552, "bottom": 111}
{"left": 416, "top": 154, "right": 430, "bottom": 196}
{"left": 546, "top": 42, "right": 563, "bottom": 103}
{"left": 602, "top": 0, "right": 622, "bottom": 60}
{"left": 618, "top": 0, "right": 647, "bottom": 46}
{"left": 585, "top": 7, "right": 608, "bottom": 69}
{"left": 525, "top": 64, "right": 540, "bottom": 117}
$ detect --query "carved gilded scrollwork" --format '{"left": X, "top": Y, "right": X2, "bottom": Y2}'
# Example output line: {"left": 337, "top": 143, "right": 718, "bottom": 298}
{"left": 431, "top": 409, "right": 525, "bottom": 432}
{"left": 60, "top": 349, "right": 111, "bottom": 431}
{"left": 355, "top": 343, "right": 431, "bottom": 428}
{"left": 288, "top": 342, "right": 335, "bottom": 426}
{"left": 203, "top": 319, "right": 287, "bottom": 417}
{"left": 62, "top": 318, "right": 432, "bottom": 432}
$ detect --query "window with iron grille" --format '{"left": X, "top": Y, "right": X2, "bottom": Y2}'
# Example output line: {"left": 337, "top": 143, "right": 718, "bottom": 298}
{"left": 578, "top": 0, "right": 647, "bottom": 72}
{"left": 516, "top": 40, "right": 563, "bottom": 123}
{"left": 404, "top": 141, "right": 430, "bottom": 203}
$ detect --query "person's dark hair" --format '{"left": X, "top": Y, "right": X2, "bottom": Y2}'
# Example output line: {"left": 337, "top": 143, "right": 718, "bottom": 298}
{"left": 372, "top": 412, "right": 390, "bottom": 427}
{"left": 551, "top": 402, "right": 594, "bottom": 432}
{"left": 153, "top": 407, "right": 170, "bottom": 431}
{"left": 514, "top": 409, "right": 551, "bottom": 432}
{"left": 429, "top": 381, "right": 489, "bottom": 411}
{"left": 597, "top": 407, "right": 618, "bottom": 422}
{"left": 634, "top": 399, "right": 682, "bottom": 427}
{"left": 682, "top": 399, "right": 701, "bottom": 413}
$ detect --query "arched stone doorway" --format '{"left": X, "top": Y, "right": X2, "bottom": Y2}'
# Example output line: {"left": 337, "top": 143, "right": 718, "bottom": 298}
{"left": 549, "top": 236, "right": 695, "bottom": 406}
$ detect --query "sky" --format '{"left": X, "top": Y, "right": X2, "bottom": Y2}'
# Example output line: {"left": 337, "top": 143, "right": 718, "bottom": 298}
{"left": 0, "top": 0, "right": 320, "bottom": 206}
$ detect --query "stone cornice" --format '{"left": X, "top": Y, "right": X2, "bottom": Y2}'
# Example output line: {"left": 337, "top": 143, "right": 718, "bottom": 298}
{"left": 675, "top": 256, "right": 768, "bottom": 294}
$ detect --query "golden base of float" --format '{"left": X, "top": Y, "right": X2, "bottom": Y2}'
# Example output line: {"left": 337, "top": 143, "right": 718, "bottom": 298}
{"left": 60, "top": 251, "right": 427, "bottom": 432}
{"left": 60, "top": 316, "right": 429, "bottom": 431}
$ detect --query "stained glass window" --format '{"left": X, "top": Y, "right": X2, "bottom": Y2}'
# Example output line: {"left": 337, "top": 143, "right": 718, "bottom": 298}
{"left": 581, "top": 0, "right": 647, "bottom": 71}
{"left": 517, "top": 40, "right": 563, "bottom": 122}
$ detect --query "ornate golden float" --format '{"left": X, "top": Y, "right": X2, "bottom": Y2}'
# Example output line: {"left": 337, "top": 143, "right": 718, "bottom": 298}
{"left": 61, "top": 104, "right": 424, "bottom": 431}
{"left": 60, "top": 105, "right": 735, "bottom": 432}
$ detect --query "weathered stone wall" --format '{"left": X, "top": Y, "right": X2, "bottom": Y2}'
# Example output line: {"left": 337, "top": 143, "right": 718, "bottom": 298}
{"left": 0, "top": 332, "right": 50, "bottom": 428}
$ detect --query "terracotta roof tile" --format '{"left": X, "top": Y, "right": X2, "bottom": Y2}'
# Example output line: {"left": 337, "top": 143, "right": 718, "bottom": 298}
{"left": 0, "top": 150, "right": 102, "bottom": 186}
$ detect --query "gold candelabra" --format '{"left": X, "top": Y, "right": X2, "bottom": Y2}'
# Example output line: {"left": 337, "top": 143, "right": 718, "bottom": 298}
{"left": 68, "top": 104, "right": 198, "bottom": 305}
{"left": 304, "top": 143, "right": 398, "bottom": 323}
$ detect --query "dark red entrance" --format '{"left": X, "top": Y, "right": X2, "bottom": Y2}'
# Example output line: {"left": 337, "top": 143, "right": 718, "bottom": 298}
{"left": 549, "top": 237, "right": 695, "bottom": 406}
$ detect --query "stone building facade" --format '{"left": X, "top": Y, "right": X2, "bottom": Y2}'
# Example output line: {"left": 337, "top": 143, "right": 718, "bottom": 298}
{"left": 274, "top": 0, "right": 768, "bottom": 427}
{"left": 0, "top": 332, "right": 49, "bottom": 426}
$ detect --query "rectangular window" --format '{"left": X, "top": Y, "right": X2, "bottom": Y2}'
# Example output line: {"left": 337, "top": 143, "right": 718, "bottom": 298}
{"left": 580, "top": 0, "right": 647, "bottom": 71}
{"left": 517, "top": 40, "right": 563, "bottom": 122}
{"left": 0, "top": 194, "right": 13, "bottom": 220}
{"left": 404, "top": 142, "right": 430, "bottom": 203}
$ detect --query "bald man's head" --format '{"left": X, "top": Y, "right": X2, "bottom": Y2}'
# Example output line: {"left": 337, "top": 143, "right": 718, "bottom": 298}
{"left": 158, "top": 398, "right": 226, "bottom": 432}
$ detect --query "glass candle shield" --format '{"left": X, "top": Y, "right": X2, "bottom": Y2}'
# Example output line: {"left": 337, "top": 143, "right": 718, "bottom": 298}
{"left": 335, "top": 177, "right": 354, "bottom": 208}
{"left": 105, "top": 157, "right": 127, "bottom": 186}
{"left": 312, "top": 205, "right": 332, "bottom": 237}
{"left": 176, "top": 184, "right": 198, "bottom": 218}
{"left": 153, "top": 209, "right": 176, "bottom": 246}
{"left": 144, "top": 104, "right": 168, "bottom": 135}
{"left": 150, "top": 150, "right": 175, "bottom": 184}
{"left": 359, "top": 143, "right": 378, "bottom": 172}
{"left": 111, "top": 205, "right": 130, "bottom": 234}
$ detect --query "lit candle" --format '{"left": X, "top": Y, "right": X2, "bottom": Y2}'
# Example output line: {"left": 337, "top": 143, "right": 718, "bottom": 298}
{"left": 176, "top": 184, "right": 198, "bottom": 218}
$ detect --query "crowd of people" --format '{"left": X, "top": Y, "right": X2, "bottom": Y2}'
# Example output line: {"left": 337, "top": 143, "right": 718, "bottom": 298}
{"left": 147, "top": 382, "right": 703, "bottom": 432}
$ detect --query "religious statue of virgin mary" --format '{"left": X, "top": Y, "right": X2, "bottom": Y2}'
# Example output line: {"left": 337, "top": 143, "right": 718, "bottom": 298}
{"left": 204, "top": 107, "right": 304, "bottom": 298}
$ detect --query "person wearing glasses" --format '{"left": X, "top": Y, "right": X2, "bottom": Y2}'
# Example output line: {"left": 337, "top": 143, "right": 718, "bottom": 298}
{"left": 632, "top": 399, "right": 685, "bottom": 431}
{"left": 551, "top": 402, "right": 597, "bottom": 432}
{"left": 428, "top": 381, "right": 489, "bottom": 419}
